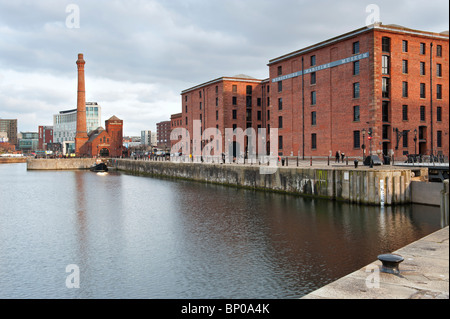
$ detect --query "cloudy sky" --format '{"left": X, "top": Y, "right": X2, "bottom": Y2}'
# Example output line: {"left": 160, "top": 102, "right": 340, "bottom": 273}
{"left": 0, "top": 0, "right": 448, "bottom": 136}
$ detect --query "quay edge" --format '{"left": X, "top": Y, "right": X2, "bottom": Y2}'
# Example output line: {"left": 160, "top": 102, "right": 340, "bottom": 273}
{"left": 110, "top": 159, "right": 417, "bottom": 206}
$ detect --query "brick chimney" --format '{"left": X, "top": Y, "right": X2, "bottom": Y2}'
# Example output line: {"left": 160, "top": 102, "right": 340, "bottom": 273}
{"left": 75, "top": 53, "right": 88, "bottom": 155}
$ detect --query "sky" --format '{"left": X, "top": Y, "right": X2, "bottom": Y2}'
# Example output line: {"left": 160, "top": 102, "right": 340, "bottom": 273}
{"left": 0, "top": 0, "right": 448, "bottom": 136}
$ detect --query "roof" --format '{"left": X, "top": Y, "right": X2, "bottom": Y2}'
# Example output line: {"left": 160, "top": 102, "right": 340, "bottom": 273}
{"left": 107, "top": 115, "right": 121, "bottom": 121}
{"left": 181, "top": 75, "right": 267, "bottom": 94}
{"left": 268, "top": 23, "right": 449, "bottom": 65}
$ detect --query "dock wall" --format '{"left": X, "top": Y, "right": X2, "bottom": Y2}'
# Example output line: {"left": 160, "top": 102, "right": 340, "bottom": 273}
{"left": 111, "top": 159, "right": 414, "bottom": 205}
{"left": 26, "top": 158, "right": 96, "bottom": 170}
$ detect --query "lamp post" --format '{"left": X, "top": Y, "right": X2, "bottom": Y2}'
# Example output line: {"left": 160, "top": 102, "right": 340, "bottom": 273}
{"left": 414, "top": 128, "right": 417, "bottom": 163}
{"left": 362, "top": 128, "right": 366, "bottom": 161}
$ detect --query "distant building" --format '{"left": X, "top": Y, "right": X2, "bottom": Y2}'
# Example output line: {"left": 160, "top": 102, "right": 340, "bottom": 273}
{"left": 0, "top": 119, "right": 18, "bottom": 146}
{"left": 38, "top": 126, "right": 53, "bottom": 150}
{"left": 53, "top": 102, "right": 101, "bottom": 154}
{"left": 157, "top": 120, "right": 171, "bottom": 150}
{"left": 141, "top": 130, "right": 152, "bottom": 146}
{"left": 170, "top": 113, "right": 182, "bottom": 149}
{"left": 18, "top": 132, "right": 39, "bottom": 153}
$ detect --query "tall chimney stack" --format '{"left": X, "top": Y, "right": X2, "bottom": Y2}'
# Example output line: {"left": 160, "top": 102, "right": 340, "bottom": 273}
{"left": 75, "top": 53, "right": 88, "bottom": 155}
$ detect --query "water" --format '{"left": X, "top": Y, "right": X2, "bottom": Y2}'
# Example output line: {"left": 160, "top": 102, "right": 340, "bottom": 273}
{"left": 0, "top": 163, "right": 441, "bottom": 299}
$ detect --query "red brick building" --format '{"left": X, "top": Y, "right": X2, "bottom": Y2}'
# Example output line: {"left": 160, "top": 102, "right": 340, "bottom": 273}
{"left": 268, "top": 23, "right": 448, "bottom": 159}
{"left": 157, "top": 120, "right": 171, "bottom": 151}
{"left": 38, "top": 126, "right": 53, "bottom": 150}
{"left": 83, "top": 115, "right": 125, "bottom": 157}
{"left": 170, "top": 113, "right": 182, "bottom": 148}
{"left": 178, "top": 75, "right": 270, "bottom": 157}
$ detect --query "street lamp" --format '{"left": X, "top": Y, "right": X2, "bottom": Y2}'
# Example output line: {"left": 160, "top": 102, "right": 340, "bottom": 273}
{"left": 368, "top": 128, "right": 373, "bottom": 168}
{"left": 414, "top": 128, "right": 417, "bottom": 162}
{"left": 362, "top": 128, "right": 366, "bottom": 161}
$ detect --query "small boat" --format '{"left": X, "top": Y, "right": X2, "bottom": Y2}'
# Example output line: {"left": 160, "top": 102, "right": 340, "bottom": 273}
{"left": 90, "top": 162, "right": 108, "bottom": 172}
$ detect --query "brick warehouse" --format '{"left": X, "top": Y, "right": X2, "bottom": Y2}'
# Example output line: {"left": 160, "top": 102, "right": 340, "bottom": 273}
{"left": 268, "top": 23, "right": 448, "bottom": 159}
{"left": 177, "top": 75, "right": 270, "bottom": 158}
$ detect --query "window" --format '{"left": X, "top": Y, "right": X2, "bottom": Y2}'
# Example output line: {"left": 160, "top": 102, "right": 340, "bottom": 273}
{"left": 246, "top": 96, "right": 252, "bottom": 107}
{"left": 353, "top": 41, "right": 360, "bottom": 54}
{"left": 353, "top": 61, "right": 360, "bottom": 75}
{"left": 216, "top": 111, "right": 219, "bottom": 121}
{"left": 403, "top": 131, "right": 409, "bottom": 148}
{"left": 382, "top": 101, "right": 389, "bottom": 122}
{"left": 437, "top": 84, "right": 442, "bottom": 99}
{"left": 311, "top": 72, "right": 316, "bottom": 84}
{"left": 382, "top": 37, "right": 390, "bottom": 52}
{"left": 199, "top": 91, "right": 202, "bottom": 98}
{"left": 353, "top": 131, "right": 361, "bottom": 149}
{"left": 311, "top": 55, "right": 316, "bottom": 66}
{"left": 353, "top": 105, "right": 360, "bottom": 122}
{"left": 267, "top": 110, "right": 270, "bottom": 121}
{"left": 278, "top": 81, "right": 282, "bottom": 92}
{"left": 420, "top": 62, "right": 426, "bottom": 76}
{"left": 278, "top": 116, "right": 283, "bottom": 128}
{"left": 402, "top": 40, "right": 408, "bottom": 52}
{"left": 437, "top": 45, "right": 442, "bottom": 57}
{"left": 420, "top": 43, "right": 426, "bottom": 55}
{"left": 311, "top": 91, "right": 316, "bottom": 105}
{"left": 199, "top": 102, "right": 202, "bottom": 110}
{"left": 382, "top": 55, "right": 390, "bottom": 74}
{"left": 437, "top": 131, "right": 442, "bottom": 148}
{"left": 437, "top": 64, "right": 442, "bottom": 77}
{"left": 185, "top": 105, "right": 188, "bottom": 113}
{"left": 279, "top": 136, "right": 283, "bottom": 150}
{"left": 232, "top": 109, "right": 237, "bottom": 120}
{"left": 382, "top": 77, "right": 390, "bottom": 98}
{"left": 402, "top": 82, "right": 408, "bottom": 98}
{"left": 185, "top": 96, "right": 188, "bottom": 102}
{"left": 232, "top": 96, "right": 237, "bottom": 105}
{"left": 353, "top": 82, "right": 360, "bottom": 99}
{"left": 278, "top": 98, "right": 283, "bottom": 110}
{"left": 420, "top": 83, "right": 426, "bottom": 98}
{"left": 311, "top": 134, "right": 317, "bottom": 150}
{"left": 257, "top": 111, "right": 261, "bottom": 121}
{"left": 185, "top": 117, "right": 188, "bottom": 125}
{"left": 257, "top": 98, "right": 261, "bottom": 107}
{"left": 246, "top": 85, "right": 252, "bottom": 95}
{"left": 216, "top": 97, "right": 219, "bottom": 107}
{"left": 402, "top": 60, "right": 408, "bottom": 74}
{"left": 311, "top": 111, "right": 316, "bottom": 125}
{"left": 420, "top": 106, "right": 426, "bottom": 121}
{"left": 277, "top": 66, "right": 282, "bottom": 76}
{"left": 232, "top": 85, "right": 237, "bottom": 93}
{"left": 437, "top": 107, "right": 442, "bottom": 122}
{"left": 402, "top": 105, "right": 408, "bottom": 121}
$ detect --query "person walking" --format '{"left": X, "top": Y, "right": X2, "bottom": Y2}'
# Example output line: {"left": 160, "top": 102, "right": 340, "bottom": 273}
{"left": 335, "top": 151, "right": 340, "bottom": 163}
{"left": 341, "top": 152, "right": 345, "bottom": 163}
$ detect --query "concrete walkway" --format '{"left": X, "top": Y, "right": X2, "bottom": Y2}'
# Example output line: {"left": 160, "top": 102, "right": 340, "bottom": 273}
{"left": 302, "top": 226, "right": 449, "bottom": 299}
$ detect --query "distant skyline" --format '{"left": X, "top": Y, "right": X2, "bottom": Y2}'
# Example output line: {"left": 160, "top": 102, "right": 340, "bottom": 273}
{"left": 0, "top": 0, "right": 448, "bottom": 136}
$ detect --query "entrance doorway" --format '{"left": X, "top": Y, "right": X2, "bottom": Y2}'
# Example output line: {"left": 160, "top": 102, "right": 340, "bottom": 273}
{"left": 99, "top": 148, "right": 110, "bottom": 157}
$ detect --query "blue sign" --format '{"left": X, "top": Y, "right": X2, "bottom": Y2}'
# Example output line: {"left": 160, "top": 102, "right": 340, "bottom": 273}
{"left": 272, "top": 52, "right": 369, "bottom": 82}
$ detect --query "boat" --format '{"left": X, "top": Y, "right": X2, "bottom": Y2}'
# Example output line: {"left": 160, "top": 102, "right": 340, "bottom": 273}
{"left": 90, "top": 162, "right": 108, "bottom": 172}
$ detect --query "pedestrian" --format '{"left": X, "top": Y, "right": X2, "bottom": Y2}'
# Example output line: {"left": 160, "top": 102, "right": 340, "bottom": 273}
{"left": 335, "top": 151, "right": 340, "bottom": 163}
{"left": 341, "top": 152, "right": 345, "bottom": 163}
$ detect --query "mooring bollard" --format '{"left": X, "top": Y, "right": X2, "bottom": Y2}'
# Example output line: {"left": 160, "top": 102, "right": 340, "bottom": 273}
{"left": 377, "top": 254, "right": 404, "bottom": 274}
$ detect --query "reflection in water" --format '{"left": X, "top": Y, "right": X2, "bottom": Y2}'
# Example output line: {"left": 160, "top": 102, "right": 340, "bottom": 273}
{"left": 0, "top": 164, "right": 441, "bottom": 298}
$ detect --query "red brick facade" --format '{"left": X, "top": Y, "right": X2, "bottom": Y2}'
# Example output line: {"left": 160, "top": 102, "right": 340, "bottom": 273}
{"left": 84, "top": 116, "right": 125, "bottom": 157}
{"left": 268, "top": 23, "right": 448, "bottom": 159}
{"left": 178, "top": 76, "right": 270, "bottom": 157}
{"left": 175, "top": 24, "right": 448, "bottom": 160}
